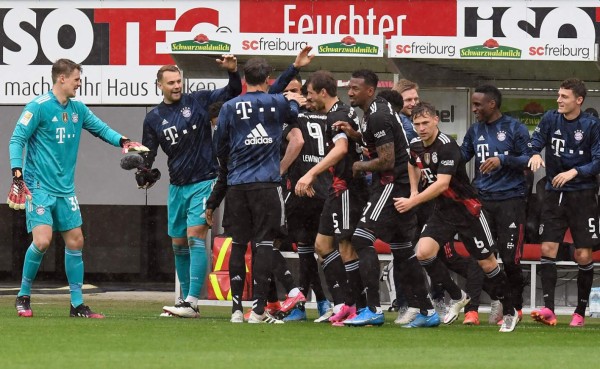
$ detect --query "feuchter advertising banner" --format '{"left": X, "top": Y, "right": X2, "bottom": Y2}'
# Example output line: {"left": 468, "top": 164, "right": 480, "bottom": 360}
{"left": 1, "top": 0, "right": 600, "bottom": 104}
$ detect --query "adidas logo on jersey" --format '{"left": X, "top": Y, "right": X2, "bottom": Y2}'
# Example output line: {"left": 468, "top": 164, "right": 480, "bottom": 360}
{"left": 509, "top": 222, "right": 516, "bottom": 229}
{"left": 478, "top": 135, "right": 485, "bottom": 141}
{"left": 554, "top": 129, "right": 561, "bottom": 135}
{"left": 245, "top": 123, "right": 273, "bottom": 145}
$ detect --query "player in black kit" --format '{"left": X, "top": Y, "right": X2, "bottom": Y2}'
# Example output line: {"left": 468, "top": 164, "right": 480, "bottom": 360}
{"left": 394, "top": 102, "right": 519, "bottom": 333}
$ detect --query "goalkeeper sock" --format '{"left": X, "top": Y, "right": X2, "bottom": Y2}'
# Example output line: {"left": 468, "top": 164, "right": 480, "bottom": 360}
{"left": 18, "top": 243, "right": 45, "bottom": 297}
{"left": 187, "top": 237, "right": 207, "bottom": 301}
{"left": 65, "top": 248, "right": 84, "bottom": 307}
{"left": 172, "top": 244, "right": 190, "bottom": 299}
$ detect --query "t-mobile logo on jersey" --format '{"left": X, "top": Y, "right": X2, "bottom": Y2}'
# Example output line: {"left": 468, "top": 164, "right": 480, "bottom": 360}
{"left": 551, "top": 137, "right": 565, "bottom": 157}
{"left": 420, "top": 167, "right": 436, "bottom": 184}
{"left": 476, "top": 143, "right": 489, "bottom": 161}
{"left": 163, "top": 126, "right": 179, "bottom": 145}
{"left": 236, "top": 101, "right": 253, "bottom": 119}
{"left": 55, "top": 127, "right": 66, "bottom": 143}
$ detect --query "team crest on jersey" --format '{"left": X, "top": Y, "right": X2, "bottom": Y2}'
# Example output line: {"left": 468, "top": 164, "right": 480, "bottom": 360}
{"left": 539, "top": 224, "right": 544, "bottom": 235}
{"left": 71, "top": 113, "right": 79, "bottom": 123}
{"left": 432, "top": 152, "right": 438, "bottom": 164}
{"left": 62, "top": 112, "right": 68, "bottom": 123}
{"left": 181, "top": 107, "right": 191, "bottom": 118}
{"left": 574, "top": 130, "right": 584, "bottom": 141}
{"left": 497, "top": 130, "right": 506, "bottom": 141}
{"left": 424, "top": 153, "right": 430, "bottom": 165}
{"left": 36, "top": 205, "right": 45, "bottom": 215}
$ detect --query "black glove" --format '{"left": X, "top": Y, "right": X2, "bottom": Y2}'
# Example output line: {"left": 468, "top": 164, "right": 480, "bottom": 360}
{"left": 135, "top": 168, "right": 161, "bottom": 189}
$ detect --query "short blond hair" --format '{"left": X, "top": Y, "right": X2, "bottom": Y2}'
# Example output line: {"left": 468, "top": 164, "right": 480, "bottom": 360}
{"left": 393, "top": 79, "right": 419, "bottom": 94}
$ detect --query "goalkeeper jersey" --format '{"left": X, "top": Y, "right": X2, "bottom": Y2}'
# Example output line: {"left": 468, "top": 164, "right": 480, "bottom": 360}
{"left": 142, "top": 71, "right": 242, "bottom": 186}
{"left": 9, "top": 91, "right": 122, "bottom": 197}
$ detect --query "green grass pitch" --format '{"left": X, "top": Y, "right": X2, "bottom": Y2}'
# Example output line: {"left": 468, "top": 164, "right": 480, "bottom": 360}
{"left": 1, "top": 296, "right": 599, "bottom": 369}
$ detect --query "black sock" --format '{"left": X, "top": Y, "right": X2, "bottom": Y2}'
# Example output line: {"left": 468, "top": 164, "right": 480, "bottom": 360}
{"left": 504, "top": 262, "right": 525, "bottom": 311}
{"left": 485, "top": 265, "right": 514, "bottom": 315}
{"left": 420, "top": 256, "right": 462, "bottom": 300}
{"left": 392, "top": 245, "right": 432, "bottom": 311}
{"left": 540, "top": 256, "right": 557, "bottom": 311}
{"left": 345, "top": 259, "right": 366, "bottom": 309}
{"left": 252, "top": 242, "right": 274, "bottom": 314}
{"left": 229, "top": 242, "right": 247, "bottom": 313}
{"left": 272, "top": 248, "right": 295, "bottom": 293}
{"left": 298, "top": 243, "right": 326, "bottom": 301}
{"left": 321, "top": 250, "right": 349, "bottom": 305}
{"left": 393, "top": 260, "right": 410, "bottom": 307}
{"left": 576, "top": 262, "right": 594, "bottom": 316}
{"left": 267, "top": 274, "right": 278, "bottom": 303}
{"left": 352, "top": 229, "right": 380, "bottom": 312}
{"left": 447, "top": 256, "right": 484, "bottom": 311}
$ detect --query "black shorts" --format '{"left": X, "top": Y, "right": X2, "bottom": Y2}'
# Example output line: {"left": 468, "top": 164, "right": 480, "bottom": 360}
{"left": 539, "top": 188, "right": 600, "bottom": 249}
{"left": 481, "top": 197, "right": 525, "bottom": 264}
{"left": 286, "top": 193, "right": 325, "bottom": 244}
{"left": 359, "top": 183, "right": 416, "bottom": 243}
{"left": 420, "top": 210, "right": 496, "bottom": 260}
{"left": 223, "top": 184, "right": 285, "bottom": 244}
{"left": 318, "top": 189, "right": 367, "bottom": 241}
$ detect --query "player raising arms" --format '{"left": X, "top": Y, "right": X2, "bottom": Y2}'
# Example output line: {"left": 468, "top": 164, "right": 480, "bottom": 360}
{"left": 10, "top": 58, "right": 147, "bottom": 318}
{"left": 141, "top": 55, "right": 241, "bottom": 318}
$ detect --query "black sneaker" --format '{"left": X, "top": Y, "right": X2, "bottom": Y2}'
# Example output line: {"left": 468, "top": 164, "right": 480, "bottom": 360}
{"left": 70, "top": 304, "right": 105, "bottom": 318}
{"left": 16, "top": 295, "right": 33, "bottom": 317}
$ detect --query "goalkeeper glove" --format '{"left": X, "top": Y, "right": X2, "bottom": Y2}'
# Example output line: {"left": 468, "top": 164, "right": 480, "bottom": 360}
{"left": 7, "top": 168, "right": 32, "bottom": 210}
{"left": 120, "top": 137, "right": 149, "bottom": 154}
{"left": 135, "top": 168, "right": 161, "bottom": 189}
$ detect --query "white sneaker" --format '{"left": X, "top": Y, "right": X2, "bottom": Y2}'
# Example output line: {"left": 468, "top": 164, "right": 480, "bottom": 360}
{"left": 394, "top": 307, "right": 420, "bottom": 325}
{"left": 248, "top": 311, "right": 284, "bottom": 324}
{"left": 443, "top": 291, "right": 470, "bottom": 325}
{"left": 314, "top": 308, "right": 334, "bottom": 323}
{"left": 162, "top": 301, "right": 199, "bottom": 318}
{"left": 230, "top": 310, "right": 244, "bottom": 323}
{"left": 489, "top": 300, "right": 503, "bottom": 324}
{"left": 499, "top": 309, "right": 518, "bottom": 333}
{"left": 159, "top": 298, "right": 183, "bottom": 317}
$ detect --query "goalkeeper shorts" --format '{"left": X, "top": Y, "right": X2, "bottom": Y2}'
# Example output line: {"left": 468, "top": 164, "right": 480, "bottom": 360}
{"left": 26, "top": 190, "right": 83, "bottom": 233}
{"left": 168, "top": 179, "right": 216, "bottom": 238}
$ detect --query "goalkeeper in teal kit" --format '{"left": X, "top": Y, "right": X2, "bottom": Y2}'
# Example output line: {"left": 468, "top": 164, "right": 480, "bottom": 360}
{"left": 8, "top": 58, "right": 147, "bottom": 318}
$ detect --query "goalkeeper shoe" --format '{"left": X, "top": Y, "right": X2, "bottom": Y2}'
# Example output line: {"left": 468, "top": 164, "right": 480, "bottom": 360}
{"left": 343, "top": 308, "right": 384, "bottom": 327}
{"left": 230, "top": 310, "right": 244, "bottom": 323}
{"left": 283, "top": 308, "right": 307, "bottom": 322}
{"left": 162, "top": 301, "right": 199, "bottom": 318}
{"left": 402, "top": 312, "right": 440, "bottom": 328}
{"left": 248, "top": 311, "right": 284, "bottom": 324}
{"left": 160, "top": 297, "right": 183, "bottom": 317}
{"left": 16, "top": 295, "right": 33, "bottom": 317}
{"left": 443, "top": 291, "right": 470, "bottom": 325}
{"left": 280, "top": 291, "right": 306, "bottom": 313}
{"left": 70, "top": 304, "right": 105, "bottom": 319}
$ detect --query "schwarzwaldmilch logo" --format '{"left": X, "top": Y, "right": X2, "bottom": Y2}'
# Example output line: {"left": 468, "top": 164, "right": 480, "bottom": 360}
{"left": 171, "top": 34, "right": 231, "bottom": 52}
{"left": 318, "top": 36, "right": 379, "bottom": 55}
{"left": 460, "top": 38, "right": 521, "bottom": 58}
